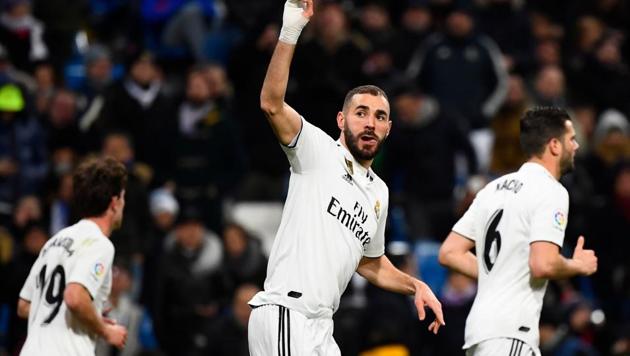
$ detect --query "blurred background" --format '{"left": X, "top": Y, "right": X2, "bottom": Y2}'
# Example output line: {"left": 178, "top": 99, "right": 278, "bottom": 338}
{"left": 0, "top": 0, "right": 628, "bottom": 355}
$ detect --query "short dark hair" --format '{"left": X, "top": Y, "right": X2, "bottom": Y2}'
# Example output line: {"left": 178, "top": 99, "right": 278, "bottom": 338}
{"left": 72, "top": 156, "right": 127, "bottom": 218}
{"left": 342, "top": 85, "right": 389, "bottom": 113}
{"left": 520, "top": 107, "right": 571, "bottom": 158}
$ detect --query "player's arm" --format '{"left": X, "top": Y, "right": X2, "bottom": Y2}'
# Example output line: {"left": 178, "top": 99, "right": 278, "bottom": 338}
{"left": 260, "top": 0, "right": 313, "bottom": 145}
{"left": 17, "top": 298, "right": 30, "bottom": 319}
{"left": 438, "top": 231, "right": 478, "bottom": 279}
{"left": 64, "top": 282, "right": 127, "bottom": 348}
{"left": 529, "top": 236, "right": 597, "bottom": 279}
{"left": 357, "top": 255, "right": 445, "bottom": 334}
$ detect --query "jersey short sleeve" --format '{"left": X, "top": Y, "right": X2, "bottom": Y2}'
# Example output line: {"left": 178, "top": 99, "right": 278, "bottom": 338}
{"left": 67, "top": 238, "right": 115, "bottom": 298}
{"left": 281, "top": 117, "right": 334, "bottom": 174}
{"left": 19, "top": 258, "right": 43, "bottom": 302}
{"left": 452, "top": 188, "right": 486, "bottom": 242}
{"left": 364, "top": 192, "right": 388, "bottom": 258}
{"left": 529, "top": 185, "right": 569, "bottom": 247}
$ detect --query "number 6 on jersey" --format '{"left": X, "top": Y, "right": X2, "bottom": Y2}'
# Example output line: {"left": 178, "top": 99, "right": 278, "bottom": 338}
{"left": 483, "top": 209, "right": 503, "bottom": 273}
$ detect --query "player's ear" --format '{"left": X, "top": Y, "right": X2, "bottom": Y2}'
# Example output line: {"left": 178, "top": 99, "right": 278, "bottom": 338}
{"left": 337, "top": 111, "right": 345, "bottom": 131}
{"left": 108, "top": 195, "right": 119, "bottom": 214}
{"left": 108, "top": 197, "right": 116, "bottom": 214}
{"left": 549, "top": 137, "right": 562, "bottom": 156}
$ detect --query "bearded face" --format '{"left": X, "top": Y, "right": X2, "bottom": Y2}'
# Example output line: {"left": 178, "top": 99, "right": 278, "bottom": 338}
{"left": 339, "top": 93, "right": 391, "bottom": 164}
{"left": 343, "top": 120, "right": 385, "bottom": 161}
{"left": 559, "top": 120, "right": 579, "bottom": 176}
{"left": 559, "top": 144, "right": 575, "bottom": 175}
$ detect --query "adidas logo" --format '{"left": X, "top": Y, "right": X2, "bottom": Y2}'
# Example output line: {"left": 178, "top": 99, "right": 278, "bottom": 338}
{"left": 342, "top": 173, "right": 353, "bottom": 185}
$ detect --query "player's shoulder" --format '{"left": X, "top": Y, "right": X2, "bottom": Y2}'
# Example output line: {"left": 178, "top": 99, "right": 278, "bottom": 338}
{"left": 298, "top": 116, "right": 335, "bottom": 145}
{"left": 68, "top": 220, "right": 114, "bottom": 251}
{"left": 515, "top": 164, "right": 568, "bottom": 202}
{"left": 477, "top": 173, "right": 514, "bottom": 197}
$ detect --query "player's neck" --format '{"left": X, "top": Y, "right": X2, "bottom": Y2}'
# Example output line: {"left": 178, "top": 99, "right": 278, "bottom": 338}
{"left": 86, "top": 216, "right": 114, "bottom": 237}
{"left": 527, "top": 157, "right": 560, "bottom": 180}
{"left": 355, "top": 156, "right": 372, "bottom": 169}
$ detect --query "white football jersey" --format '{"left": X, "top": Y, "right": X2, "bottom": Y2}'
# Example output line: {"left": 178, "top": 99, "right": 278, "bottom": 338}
{"left": 452, "top": 162, "right": 569, "bottom": 349}
{"left": 19, "top": 219, "right": 115, "bottom": 356}
{"left": 249, "top": 117, "right": 388, "bottom": 319}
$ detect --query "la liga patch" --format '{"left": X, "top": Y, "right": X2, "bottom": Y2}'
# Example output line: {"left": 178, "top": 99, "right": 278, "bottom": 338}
{"left": 93, "top": 262, "right": 105, "bottom": 278}
{"left": 553, "top": 211, "right": 566, "bottom": 230}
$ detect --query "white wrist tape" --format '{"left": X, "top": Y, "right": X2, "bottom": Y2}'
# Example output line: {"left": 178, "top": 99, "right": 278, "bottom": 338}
{"left": 279, "top": 0, "right": 310, "bottom": 45}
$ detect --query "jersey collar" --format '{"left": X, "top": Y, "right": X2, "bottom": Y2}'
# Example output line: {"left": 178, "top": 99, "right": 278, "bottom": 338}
{"left": 519, "top": 162, "right": 556, "bottom": 181}
{"left": 80, "top": 219, "right": 108, "bottom": 238}
{"left": 335, "top": 140, "right": 375, "bottom": 183}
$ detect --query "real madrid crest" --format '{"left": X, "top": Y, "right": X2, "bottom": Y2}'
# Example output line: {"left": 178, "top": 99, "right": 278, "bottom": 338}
{"left": 344, "top": 158, "right": 354, "bottom": 175}
{"left": 374, "top": 200, "right": 381, "bottom": 219}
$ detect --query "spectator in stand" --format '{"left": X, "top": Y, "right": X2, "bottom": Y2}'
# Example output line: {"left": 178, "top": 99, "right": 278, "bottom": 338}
{"left": 173, "top": 65, "right": 245, "bottom": 232}
{"left": 531, "top": 65, "right": 567, "bottom": 107}
{"left": 406, "top": 4, "right": 507, "bottom": 172}
{"left": 228, "top": 22, "right": 289, "bottom": 201}
{"left": 391, "top": 3, "right": 433, "bottom": 72}
{"left": 220, "top": 223, "right": 267, "bottom": 298}
{"left": 40, "top": 89, "right": 83, "bottom": 152}
{"left": 155, "top": 206, "right": 225, "bottom": 356}
{"left": 76, "top": 44, "right": 115, "bottom": 100}
{"left": 0, "top": 43, "right": 35, "bottom": 92}
{"left": 75, "top": 44, "right": 118, "bottom": 152}
{"left": 407, "top": 4, "right": 508, "bottom": 131}
{"left": 96, "top": 258, "right": 156, "bottom": 356}
{"left": 535, "top": 39, "right": 562, "bottom": 68}
{"left": 434, "top": 272, "right": 476, "bottom": 356}
{"left": 0, "top": 0, "right": 47, "bottom": 72}
{"left": 589, "top": 162, "right": 630, "bottom": 327}
{"left": 140, "top": 0, "right": 215, "bottom": 63}
{"left": 571, "top": 30, "right": 630, "bottom": 115}
{"left": 47, "top": 171, "right": 73, "bottom": 235}
{"left": 0, "top": 222, "right": 47, "bottom": 355}
{"left": 386, "top": 85, "right": 478, "bottom": 240}
{"left": 207, "top": 284, "right": 260, "bottom": 356}
{"left": 581, "top": 109, "right": 630, "bottom": 199}
{"left": 101, "top": 132, "right": 152, "bottom": 263}
{"left": 477, "top": 0, "right": 536, "bottom": 75}
{"left": 141, "top": 188, "right": 179, "bottom": 314}
{"left": 539, "top": 306, "right": 600, "bottom": 356}
{"left": 32, "top": 0, "right": 87, "bottom": 72}
{"left": 0, "top": 84, "right": 47, "bottom": 216}
{"left": 490, "top": 74, "right": 529, "bottom": 175}
{"left": 357, "top": 1, "right": 402, "bottom": 93}
{"left": 98, "top": 51, "right": 177, "bottom": 186}
{"left": 32, "top": 61, "right": 55, "bottom": 116}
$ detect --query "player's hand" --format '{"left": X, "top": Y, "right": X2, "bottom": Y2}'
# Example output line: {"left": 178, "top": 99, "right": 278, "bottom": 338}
{"left": 572, "top": 236, "right": 597, "bottom": 276}
{"left": 279, "top": 0, "right": 314, "bottom": 44}
{"left": 104, "top": 324, "right": 127, "bottom": 349}
{"left": 284, "top": 0, "right": 314, "bottom": 23}
{"left": 413, "top": 280, "right": 445, "bottom": 334}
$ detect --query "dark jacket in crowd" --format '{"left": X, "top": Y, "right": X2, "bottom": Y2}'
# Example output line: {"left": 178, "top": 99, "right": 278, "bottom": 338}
{"left": 407, "top": 32, "right": 507, "bottom": 129}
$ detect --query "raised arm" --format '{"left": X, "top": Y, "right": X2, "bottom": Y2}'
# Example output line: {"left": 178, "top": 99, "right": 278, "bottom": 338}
{"left": 357, "top": 255, "right": 445, "bottom": 334}
{"left": 260, "top": 0, "right": 313, "bottom": 145}
{"left": 529, "top": 236, "right": 597, "bottom": 279}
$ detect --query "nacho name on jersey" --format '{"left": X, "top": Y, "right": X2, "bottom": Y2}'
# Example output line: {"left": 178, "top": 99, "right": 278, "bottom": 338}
{"left": 495, "top": 178, "right": 524, "bottom": 194}
{"left": 326, "top": 196, "right": 373, "bottom": 246}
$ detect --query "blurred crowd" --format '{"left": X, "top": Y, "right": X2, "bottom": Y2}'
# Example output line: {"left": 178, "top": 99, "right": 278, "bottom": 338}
{"left": 0, "top": 0, "right": 629, "bottom": 355}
